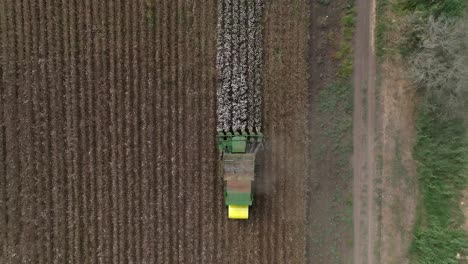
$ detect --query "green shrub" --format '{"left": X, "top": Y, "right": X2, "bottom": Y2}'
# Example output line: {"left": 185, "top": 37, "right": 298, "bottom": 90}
{"left": 411, "top": 110, "right": 468, "bottom": 263}
{"left": 400, "top": 0, "right": 466, "bottom": 17}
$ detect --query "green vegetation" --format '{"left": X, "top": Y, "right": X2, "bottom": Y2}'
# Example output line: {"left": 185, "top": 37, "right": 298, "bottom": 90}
{"left": 318, "top": 82, "right": 353, "bottom": 173}
{"left": 318, "top": 0, "right": 331, "bottom": 6}
{"left": 336, "top": 5, "right": 356, "bottom": 79}
{"left": 145, "top": 1, "right": 155, "bottom": 28}
{"left": 399, "top": 0, "right": 466, "bottom": 17}
{"left": 376, "top": 0, "right": 467, "bottom": 261}
{"left": 393, "top": 1, "right": 468, "bottom": 262}
{"left": 274, "top": 47, "right": 282, "bottom": 63}
{"left": 411, "top": 111, "right": 467, "bottom": 263}
{"left": 376, "top": 0, "right": 390, "bottom": 57}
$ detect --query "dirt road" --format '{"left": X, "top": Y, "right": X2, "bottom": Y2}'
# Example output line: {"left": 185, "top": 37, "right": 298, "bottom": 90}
{"left": 353, "top": 0, "right": 377, "bottom": 263}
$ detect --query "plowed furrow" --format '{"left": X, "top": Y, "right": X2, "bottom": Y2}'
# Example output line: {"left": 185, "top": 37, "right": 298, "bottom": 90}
{"left": 93, "top": 0, "right": 107, "bottom": 261}
{"left": 134, "top": 2, "right": 144, "bottom": 262}
{"left": 16, "top": 0, "right": 34, "bottom": 262}
{"left": 138, "top": 0, "right": 153, "bottom": 261}
{"left": 122, "top": 0, "right": 134, "bottom": 262}
{"left": 3, "top": 1, "right": 21, "bottom": 262}
{"left": 136, "top": 0, "right": 149, "bottom": 262}
{"left": 0, "top": 0, "right": 6, "bottom": 259}
{"left": 36, "top": 1, "right": 51, "bottom": 262}
{"left": 88, "top": 1, "right": 101, "bottom": 260}
{"left": 131, "top": 1, "right": 141, "bottom": 261}
{"left": 61, "top": 0, "right": 73, "bottom": 260}
{"left": 175, "top": 1, "right": 186, "bottom": 263}
{"left": 154, "top": 0, "right": 164, "bottom": 262}
{"left": 17, "top": 0, "right": 36, "bottom": 262}
{"left": 93, "top": 2, "right": 104, "bottom": 260}
{"left": 161, "top": 1, "right": 171, "bottom": 263}
{"left": 214, "top": 2, "right": 227, "bottom": 261}
{"left": 115, "top": 0, "right": 127, "bottom": 262}
{"left": 0, "top": 1, "right": 317, "bottom": 263}
{"left": 67, "top": 0, "right": 81, "bottom": 261}
{"left": 75, "top": 0, "right": 89, "bottom": 261}
{"left": 183, "top": 3, "right": 196, "bottom": 262}
{"left": 169, "top": 2, "right": 179, "bottom": 262}
{"left": 107, "top": 0, "right": 119, "bottom": 262}
{"left": 200, "top": 2, "right": 216, "bottom": 263}
{"left": 192, "top": 4, "right": 203, "bottom": 263}
{"left": 75, "top": 0, "right": 90, "bottom": 260}
{"left": 44, "top": 0, "right": 58, "bottom": 261}
{"left": 50, "top": 0, "right": 67, "bottom": 261}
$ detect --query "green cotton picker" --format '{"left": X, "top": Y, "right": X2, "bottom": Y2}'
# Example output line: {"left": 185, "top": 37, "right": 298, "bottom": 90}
{"left": 215, "top": 0, "right": 265, "bottom": 219}
{"left": 216, "top": 131, "right": 264, "bottom": 219}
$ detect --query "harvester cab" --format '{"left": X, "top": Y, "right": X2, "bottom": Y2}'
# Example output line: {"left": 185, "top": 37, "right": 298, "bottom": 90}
{"left": 216, "top": 130, "right": 264, "bottom": 220}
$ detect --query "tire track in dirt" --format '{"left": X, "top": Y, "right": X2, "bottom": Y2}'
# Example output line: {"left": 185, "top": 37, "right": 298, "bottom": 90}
{"left": 353, "top": 0, "right": 377, "bottom": 263}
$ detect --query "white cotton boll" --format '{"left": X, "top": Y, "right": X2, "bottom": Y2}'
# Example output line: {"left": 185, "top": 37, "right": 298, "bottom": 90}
{"left": 216, "top": 0, "right": 264, "bottom": 132}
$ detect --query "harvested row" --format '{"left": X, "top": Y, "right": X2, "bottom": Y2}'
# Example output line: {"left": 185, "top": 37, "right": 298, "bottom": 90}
{"left": 0, "top": 1, "right": 308, "bottom": 263}
{"left": 216, "top": 0, "right": 264, "bottom": 131}
{"left": 0, "top": 0, "right": 217, "bottom": 262}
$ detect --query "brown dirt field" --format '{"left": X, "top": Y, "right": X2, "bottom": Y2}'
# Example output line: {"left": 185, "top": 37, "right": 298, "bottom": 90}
{"left": 369, "top": 1, "right": 420, "bottom": 262}
{"left": 0, "top": 1, "right": 308, "bottom": 263}
{"left": 378, "top": 58, "right": 418, "bottom": 264}
{"left": 306, "top": 0, "right": 354, "bottom": 263}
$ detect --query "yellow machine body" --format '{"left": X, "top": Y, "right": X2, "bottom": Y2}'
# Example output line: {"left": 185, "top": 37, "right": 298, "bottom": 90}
{"left": 228, "top": 205, "right": 249, "bottom": 219}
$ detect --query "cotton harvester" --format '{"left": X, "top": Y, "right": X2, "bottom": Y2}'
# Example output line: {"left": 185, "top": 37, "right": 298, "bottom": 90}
{"left": 217, "top": 130, "right": 263, "bottom": 219}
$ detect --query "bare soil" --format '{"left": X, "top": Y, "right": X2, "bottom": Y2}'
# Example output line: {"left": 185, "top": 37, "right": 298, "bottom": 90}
{"left": 306, "top": 0, "right": 355, "bottom": 263}
{"left": 0, "top": 1, "right": 308, "bottom": 263}
{"left": 372, "top": 2, "right": 419, "bottom": 263}
{"left": 379, "top": 58, "right": 418, "bottom": 264}
{"left": 353, "top": 0, "right": 378, "bottom": 263}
